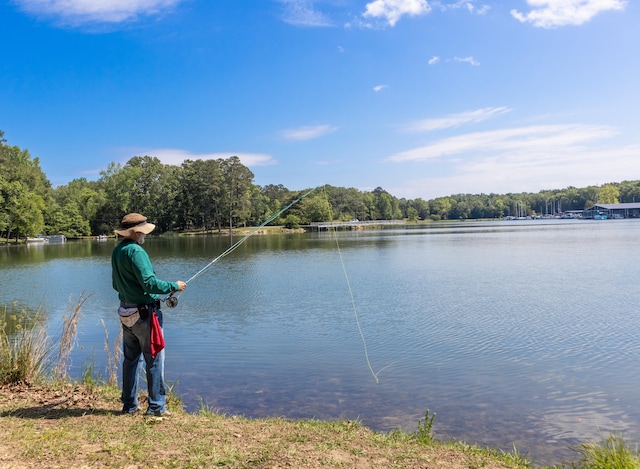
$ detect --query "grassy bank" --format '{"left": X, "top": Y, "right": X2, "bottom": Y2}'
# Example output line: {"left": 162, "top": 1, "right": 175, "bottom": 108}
{"left": 1, "top": 302, "right": 639, "bottom": 468}
{"left": 3, "top": 383, "right": 640, "bottom": 469}
{"left": 0, "top": 382, "right": 530, "bottom": 469}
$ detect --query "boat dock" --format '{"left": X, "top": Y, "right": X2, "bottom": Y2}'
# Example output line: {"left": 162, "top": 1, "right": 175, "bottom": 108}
{"left": 310, "top": 220, "right": 405, "bottom": 231}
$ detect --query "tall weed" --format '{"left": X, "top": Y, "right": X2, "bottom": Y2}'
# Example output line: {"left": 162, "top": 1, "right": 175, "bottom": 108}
{"left": 102, "top": 318, "right": 122, "bottom": 386}
{"left": 55, "top": 291, "right": 95, "bottom": 381}
{"left": 0, "top": 303, "right": 50, "bottom": 385}
{"left": 416, "top": 409, "right": 436, "bottom": 444}
{"left": 572, "top": 434, "right": 640, "bottom": 469}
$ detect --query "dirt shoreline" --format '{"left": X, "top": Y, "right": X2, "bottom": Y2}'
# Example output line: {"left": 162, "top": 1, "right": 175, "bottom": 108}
{"left": 0, "top": 382, "right": 527, "bottom": 469}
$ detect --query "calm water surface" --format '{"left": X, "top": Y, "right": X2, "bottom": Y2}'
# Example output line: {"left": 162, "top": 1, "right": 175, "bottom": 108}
{"left": 2, "top": 219, "right": 640, "bottom": 466}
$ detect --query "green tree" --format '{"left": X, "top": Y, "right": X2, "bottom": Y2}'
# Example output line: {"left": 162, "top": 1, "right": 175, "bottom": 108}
{"left": 0, "top": 134, "right": 51, "bottom": 241}
{"left": 562, "top": 186, "right": 585, "bottom": 211}
{"left": 47, "top": 202, "right": 91, "bottom": 238}
{"left": 125, "top": 156, "right": 179, "bottom": 232}
{"left": 581, "top": 185, "right": 600, "bottom": 209}
{"left": 598, "top": 184, "right": 620, "bottom": 204}
{"left": 2, "top": 181, "right": 46, "bottom": 240}
{"left": 93, "top": 162, "right": 140, "bottom": 234}
{"left": 219, "top": 156, "right": 254, "bottom": 230}
{"left": 0, "top": 176, "right": 7, "bottom": 235}
{"left": 52, "top": 178, "right": 104, "bottom": 236}
{"left": 259, "top": 184, "right": 292, "bottom": 225}
{"left": 283, "top": 214, "right": 301, "bottom": 229}
{"left": 177, "top": 159, "right": 223, "bottom": 231}
{"left": 323, "top": 186, "right": 367, "bottom": 221}
{"left": 248, "top": 185, "right": 271, "bottom": 226}
{"left": 408, "top": 198, "right": 430, "bottom": 220}
{"left": 450, "top": 196, "right": 471, "bottom": 219}
{"left": 618, "top": 180, "right": 640, "bottom": 203}
{"left": 406, "top": 206, "right": 419, "bottom": 222}
{"left": 301, "top": 195, "right": 333, "bottom": 223}
{"left": 494, "top": 198, "right": 507, "bottom": 218}
{"left": 390, "top": 196, "right": 402, "bottom": 219}
{"left": 0, "top": 143, "right": 51, "bottom": 197}
{"left": 371, "top": 188, "right": 394, "bottom": 220}
{"left": 430, "top": 197, "right": 452, "bottom": 220}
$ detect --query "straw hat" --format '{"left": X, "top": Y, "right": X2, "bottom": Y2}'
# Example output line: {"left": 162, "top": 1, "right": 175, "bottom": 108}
{"left": 114, "top": 213, "right": 156, "bottom": 237}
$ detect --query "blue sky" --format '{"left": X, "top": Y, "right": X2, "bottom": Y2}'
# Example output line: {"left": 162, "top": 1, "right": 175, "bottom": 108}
{"left": 1, "top": 0, "right": 637, "bottom": 200}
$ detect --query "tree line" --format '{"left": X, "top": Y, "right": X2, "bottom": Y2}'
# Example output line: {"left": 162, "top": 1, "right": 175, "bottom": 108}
{"left": 2, "top": 130, "right": 640, "bottom": 242}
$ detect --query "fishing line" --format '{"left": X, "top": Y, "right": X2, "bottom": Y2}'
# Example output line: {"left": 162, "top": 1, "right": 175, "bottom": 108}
{"left": 165, "top": 184, "right": 388, "bottom": 383}
{"left": 326, "top": 202, "right": 390, "bottom": 384}
{"left": 163, "top": 187, "right": 317, "bottom": 307}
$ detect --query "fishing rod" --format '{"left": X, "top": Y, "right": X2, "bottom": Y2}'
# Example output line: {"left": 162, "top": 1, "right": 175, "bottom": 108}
{"left": 163, "top": 184, "right": 387, "bottom": 384}
{"left": 163, "top": 186, "right": 317, "bottom": 308}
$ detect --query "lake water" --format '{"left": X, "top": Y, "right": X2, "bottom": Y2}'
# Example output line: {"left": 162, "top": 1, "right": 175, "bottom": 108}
{"left": 2, "top": 219, "right": 640, "bottom": 466}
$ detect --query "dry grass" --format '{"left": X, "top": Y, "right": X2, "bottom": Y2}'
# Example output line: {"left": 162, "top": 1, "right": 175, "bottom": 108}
{"left": 0, "top": 304, "right": 49, "bottom": 385}
{"left": 569, "top": 434, "right": 640, "bottom": 469}
{"left": 0, "top": 383, "right": 529, "bottom": 469}
{"left": 101, "top": 318, "right": 122, "bottom": 386}
{"left": 55, "top": 291, "right": 95, "bottom": 381}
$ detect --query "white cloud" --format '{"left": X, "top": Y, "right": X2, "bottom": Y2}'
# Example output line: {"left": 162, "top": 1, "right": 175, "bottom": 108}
{"left": 387, "top": 142, "right": 639, "bottom": 199}
{"left": 405, "top": 107, "right": 511, "bottom": 132}
{"left": 279, "top": 0, "right": 333, "bottom": 27}
{"left": 511, "top": 0, "right": 627, "bottom": 28}
{"left": 429, "top": 55, "right": 480, "bottom": 66}
{"left": 363, "top": 0, "right": 431, "bottom": 26}
{"left": 383, "top": 123, "right": 636, "bottom": 199}
{"left": 386, "top": 123, "right": 617, "bottom": 162}
{"left": 453, "top": 56, "right": 480, "bottom": 66}
{"left": 281, "top": 124, "right": 337, "bottom": 141}
{"left": 131, "top": 148, "right": 277, "bottom": 167}
{"left": 437, "top": 1, "right": 491, "bottom": 14}
{"left": 14, "top": 0, "right": 181, "bottom": 25}
{"left": 373, "top": 84, "right": 388, "bottom": 92}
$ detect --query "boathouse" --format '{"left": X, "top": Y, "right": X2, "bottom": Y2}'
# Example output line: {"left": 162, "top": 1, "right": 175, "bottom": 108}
{"left": 582, "top": 203, "right": 640, "bottom": 219}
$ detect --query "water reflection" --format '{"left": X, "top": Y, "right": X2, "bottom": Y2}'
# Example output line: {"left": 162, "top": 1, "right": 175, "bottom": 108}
{"left": 0, "top": 302, "right": 43, "bottom": 336}
{"left": 1, "top": 220, "right": 640, "bottom": 466}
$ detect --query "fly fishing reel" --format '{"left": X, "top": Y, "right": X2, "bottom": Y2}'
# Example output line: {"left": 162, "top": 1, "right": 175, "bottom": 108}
{"left": 165, "top": 293, "right": 179, "bottom": 308}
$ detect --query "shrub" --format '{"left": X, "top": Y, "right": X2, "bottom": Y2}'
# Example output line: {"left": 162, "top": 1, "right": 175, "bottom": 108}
{"left": 572, "top": 434, "right": 640, "bottom": 469}
{"left": 0, "top": 304, "right": 50, "bottom": 385}
{"left": 416, "top": 409, "right": 436, "bottom": 444}
{"left": 284, "top": 214, "right": 301, "bottom": 229}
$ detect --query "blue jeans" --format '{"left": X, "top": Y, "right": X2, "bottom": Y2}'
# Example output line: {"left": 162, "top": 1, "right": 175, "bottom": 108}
{"left": 121, "top": 309, "right": 166, "bottom": 414}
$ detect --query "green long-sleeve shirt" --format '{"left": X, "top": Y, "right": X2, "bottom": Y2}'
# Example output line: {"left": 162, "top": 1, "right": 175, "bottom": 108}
{"left": 112, "top": 239, "right": 179, "bottom": 305}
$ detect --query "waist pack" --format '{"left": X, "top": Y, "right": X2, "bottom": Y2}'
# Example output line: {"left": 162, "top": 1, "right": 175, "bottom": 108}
{"left": 137, "top": 300, "right": 161, "bottom": 320}
{"left": 118, "top": 306, "right": 140, "bottom": 328}
{"left": 119, "top": 311, "right": 140, "bottom": 328}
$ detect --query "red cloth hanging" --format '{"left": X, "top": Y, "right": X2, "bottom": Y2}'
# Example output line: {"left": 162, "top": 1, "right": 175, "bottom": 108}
{"left": 150, "top": 311, "right": 165, "bottom": 359}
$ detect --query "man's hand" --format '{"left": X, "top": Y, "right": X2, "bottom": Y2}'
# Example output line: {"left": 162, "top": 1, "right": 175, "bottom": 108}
{"left": 175, "top": 281, "right": 187, "bottom": 291}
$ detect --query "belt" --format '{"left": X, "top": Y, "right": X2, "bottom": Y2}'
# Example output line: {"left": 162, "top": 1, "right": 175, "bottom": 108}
{"left": 120, "top": 300, "right": 161, "bottom": 308}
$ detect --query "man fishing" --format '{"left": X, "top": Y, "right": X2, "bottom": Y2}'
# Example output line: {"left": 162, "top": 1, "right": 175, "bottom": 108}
{"left": 112, "top": 213, "right": 186, "bottom": 417}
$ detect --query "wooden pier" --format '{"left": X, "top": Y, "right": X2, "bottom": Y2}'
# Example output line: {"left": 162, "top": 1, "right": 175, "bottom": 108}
{"left": 309, "top": 220, "right": 405, "bottom": 231}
